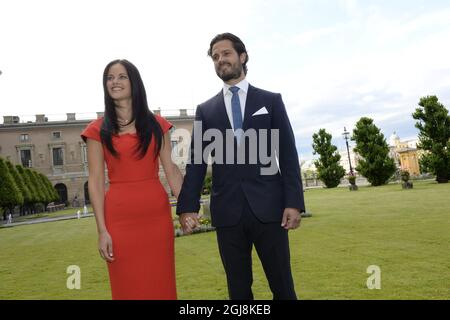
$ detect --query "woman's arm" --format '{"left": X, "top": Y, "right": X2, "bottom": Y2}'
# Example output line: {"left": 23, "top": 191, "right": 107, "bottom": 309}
{"left": 159, "top": 131, "right": 183, "bottom": 199}
{"left": 87, "top": 138, "right": 114, "bottom": 262}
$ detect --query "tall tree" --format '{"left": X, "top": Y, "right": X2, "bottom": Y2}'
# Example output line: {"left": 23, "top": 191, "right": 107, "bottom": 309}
{"left": 32, "top": 170, "right": 52, "bottom": 207}
{"left": 24, "top": 168, "right": 46, "bottom": 205}
{"left": 0, "top": 158, "right": 23, "bottom": 219}
{"left": 352, "top": 117, "right": 396, "bottom": 186}
{"left": 38, "top": 173, "right": 59, "bottom": 202}
{"left": 6, "top": 161, "right": 32, "bottom": 215}
{"left": 412, "top": 96, "right": 450, "bottom": 183}
{"left": 16, "top": 165, "right": 39, "bottom": 205}
{"left": 312, "top": 129, "right": 346, "bottom": 188}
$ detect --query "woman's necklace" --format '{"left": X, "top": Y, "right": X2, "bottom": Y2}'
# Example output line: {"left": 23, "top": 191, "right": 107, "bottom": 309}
{"left": 118, "top": 118, "right": 131, "bottom": 127}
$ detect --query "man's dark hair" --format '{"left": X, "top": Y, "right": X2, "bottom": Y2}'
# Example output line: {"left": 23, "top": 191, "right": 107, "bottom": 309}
{"left": 208, "top": 33, "right": 249, "bottom": 75}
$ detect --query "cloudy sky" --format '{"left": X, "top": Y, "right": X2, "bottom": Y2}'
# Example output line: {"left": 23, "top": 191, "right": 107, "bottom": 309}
{"left": 1, "top": 0, "right": 450, "bottom": 160}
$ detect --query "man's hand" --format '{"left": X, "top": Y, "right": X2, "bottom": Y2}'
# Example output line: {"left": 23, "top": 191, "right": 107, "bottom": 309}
{"left": 179, "top": 213, "right": 201, "bottom": 234}
{"left": 281, "top": 208, "right": 301, "bottom": 230}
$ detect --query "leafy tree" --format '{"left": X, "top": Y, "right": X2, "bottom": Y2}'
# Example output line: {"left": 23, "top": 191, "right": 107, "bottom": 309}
{"left": 38, "top": 173, "right": 59, "bottom": 202}
{"left": 412, "top": 95, "right": 450, "bottom": 183}
{"left": 0, "top": 158, "right": 23, "bottom": 219}
{"left": 24, "top": 168, "right": 46, "bottom": 205}
{"left": 6, "top": 161, "right": 32, "bottom": 215}
{"left": 352, "top": 117, "right": 396, "bottom": 186}
{"left": 16, "top": 165, "right": 39, "bottom": 205}
{"left": 32, "top": 170, "right": 52, "bottom": 207}
{"left": 202, "top": 175, "right": 212, "bottom": 195}
{"left": 312, "top": 129, "right": 346, "bottom": 188}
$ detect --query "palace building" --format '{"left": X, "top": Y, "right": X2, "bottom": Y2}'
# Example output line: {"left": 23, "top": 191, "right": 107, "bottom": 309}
{"left": 388, "top": 132, "right": 423, "bottom": 176}
{"left": 0, "top": 110, "right": 195, "bottom": 206}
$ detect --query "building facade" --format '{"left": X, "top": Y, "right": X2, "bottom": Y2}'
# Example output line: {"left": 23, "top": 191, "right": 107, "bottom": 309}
{"left": 388, "top": 132, "right": 423, "bottom": 176}
{"left": 0, "top": 110, "right": 195, "bottom": 206}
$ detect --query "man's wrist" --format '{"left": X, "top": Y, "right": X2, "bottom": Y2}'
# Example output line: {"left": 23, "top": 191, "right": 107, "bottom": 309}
{"left": 284, "top": 207, "right": 303, "bottom": 214}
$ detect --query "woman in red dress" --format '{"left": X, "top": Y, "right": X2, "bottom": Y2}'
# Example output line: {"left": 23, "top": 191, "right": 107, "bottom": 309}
{"left": 81, "top": 59, "right": 184, "bottom": 299}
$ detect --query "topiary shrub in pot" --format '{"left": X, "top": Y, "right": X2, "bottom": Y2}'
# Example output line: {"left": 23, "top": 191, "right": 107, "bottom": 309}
{"left": 348, "top": 174, "right": 358, "bottom": 191}
{"left": 401, "top": 170, "right": 413, "bottom": 189}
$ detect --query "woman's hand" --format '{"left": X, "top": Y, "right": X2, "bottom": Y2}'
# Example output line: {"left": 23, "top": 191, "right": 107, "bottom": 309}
{"left": 179, "top": 212, "right": 201, "bottom": 234}
{"left": 160, "top": 131, "right": 183, "bottom": 198}
{"left": 98, "top": 230, "right": 115, "bottom": 262}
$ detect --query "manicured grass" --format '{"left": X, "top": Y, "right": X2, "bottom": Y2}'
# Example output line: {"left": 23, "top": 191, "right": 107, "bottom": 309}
{"left": 0, "top": 180, "right": 449, "bottom": 299}
{"left": 295, "top": 180, "right": 450, "bottom": 300}
{"left": 2, "top": 195, "right": 206, "bottom": 225}
{"left": 1, "top": 206, "right": 93, "bottom": 225}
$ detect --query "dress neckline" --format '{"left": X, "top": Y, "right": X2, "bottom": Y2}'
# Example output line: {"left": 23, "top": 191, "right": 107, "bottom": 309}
{"left": 116, "top": 132, "right": 137, "bottom": 137}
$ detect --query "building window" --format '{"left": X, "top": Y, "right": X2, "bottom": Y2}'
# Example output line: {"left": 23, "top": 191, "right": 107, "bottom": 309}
{"left": 20, "top": 149, "right": 32, "bottom": 167}
{"left": 52, "top": 147, "right": 64, "bottom": 166}
{"left": 81, "top": 145, "right": 88, "bottom": 163}
{"left": 52, "top": 131, "right": 61, "bottom": 139}
{"left": 171, "top": 139, "right": 178, "bottom": 156}
{"left": 20, "top": 134, "right": 29, "bottom": 142}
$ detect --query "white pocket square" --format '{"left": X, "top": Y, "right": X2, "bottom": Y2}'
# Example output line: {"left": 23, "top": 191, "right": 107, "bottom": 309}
{"left": 252, "top": 107, "right": 269, "bottom": 116}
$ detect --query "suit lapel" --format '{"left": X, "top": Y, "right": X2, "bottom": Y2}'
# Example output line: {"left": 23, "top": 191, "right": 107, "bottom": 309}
{"left": 212, "top": 85, "right": 258, "bottom": 131}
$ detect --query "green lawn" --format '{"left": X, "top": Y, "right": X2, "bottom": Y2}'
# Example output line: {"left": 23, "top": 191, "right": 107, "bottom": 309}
{"left": 0, "top": 180, "right": 449, "bottom": 300}
{"left": 1, "top": 195, "right": 205, "bottom": 226}
{"left": 1, "top": 206, "right": 93, "bottom": 225}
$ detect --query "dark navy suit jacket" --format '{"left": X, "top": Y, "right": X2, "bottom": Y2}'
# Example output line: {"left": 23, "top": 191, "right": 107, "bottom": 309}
{"left": 176, "top": 84, "right": 305, "bottom": 227}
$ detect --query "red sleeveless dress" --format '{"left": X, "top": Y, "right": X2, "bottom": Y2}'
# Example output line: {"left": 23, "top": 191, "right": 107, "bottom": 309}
{"left": 81, "top": 115, "right": 176, "bottom": 300}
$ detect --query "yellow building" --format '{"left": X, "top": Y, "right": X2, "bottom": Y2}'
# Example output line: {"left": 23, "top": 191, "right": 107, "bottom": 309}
{"left": 397, "top": 148, "right": 421, "bottom": 175}
{"left": 388, "top": 132, "right": 423, "bottom": 176}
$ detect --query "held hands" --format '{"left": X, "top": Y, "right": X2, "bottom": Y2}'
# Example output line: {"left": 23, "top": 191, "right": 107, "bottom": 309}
{"left": 281, "top": 208, "right": 301, "bottom": 230}
{"left": 98, "top": 230, "right": 115, "bottom": 262}
{"left": 179, "top": 213, "right": 201, "bottom": 234}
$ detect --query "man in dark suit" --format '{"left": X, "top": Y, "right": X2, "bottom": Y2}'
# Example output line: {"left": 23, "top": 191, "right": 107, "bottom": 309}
{"left": 177, "top": 33, "right": 305, "bottom": 300}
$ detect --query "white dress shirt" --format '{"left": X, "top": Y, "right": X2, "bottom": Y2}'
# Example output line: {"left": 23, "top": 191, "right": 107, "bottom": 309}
{"left": 222, "top": 79, "right": 249, "bottom": 130}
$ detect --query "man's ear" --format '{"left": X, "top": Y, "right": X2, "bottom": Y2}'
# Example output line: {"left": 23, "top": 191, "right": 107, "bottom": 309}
{"left": 240, "top": 52, "right": 247, "bottom": 64}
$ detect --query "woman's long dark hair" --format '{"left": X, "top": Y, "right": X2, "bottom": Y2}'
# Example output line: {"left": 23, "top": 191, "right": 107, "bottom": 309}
{"left": 100, "top": 59, "right": 163, "bottom": 159}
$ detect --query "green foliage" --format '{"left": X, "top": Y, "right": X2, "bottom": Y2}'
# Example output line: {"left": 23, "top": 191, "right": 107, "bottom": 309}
{"left": 39, "top": 173, "right": 59, "bottom": 202}
{"left": 203, "top": 175, "right": 212, "bottom": 194}
{"left": 6, "top": 161, "right": 32, "bottom": 204}
{"left": 348, "top": 175, "right": 356, "bottom": 185}
{"left": 24, "top": 168, "right": 46, "bottom": 204}
{"left": 0, "top": 158, "right": 23, "bottom": 210}
{"left": 16, "top": 165, "right": 39, "bottom": 204}
{"left": 412, "top": 95, "right": 450, "bottom": 183}
{"left": 32, "top": 171, "right": 52, "bottom": 205}
{"left": 302, "top": 170, "right": 317, "bottom": 179}
{"left": 351, "top": 117, "right": 396, "bottom": 186}
{"left": 312, "top": 129, "right": 345, "bottom": 188}
{"left": 400, "top": 170, "right": 410, "bottom": 182}
{"left": 401, "top": 170, "right": 413, "bottom": 189}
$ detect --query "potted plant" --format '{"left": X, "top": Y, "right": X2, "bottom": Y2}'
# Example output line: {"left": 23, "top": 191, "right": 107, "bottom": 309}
{"left": 401, "top": 170, "right": 413, "bottom": 189}
{"left": 348, "top": 174, "right": 358, "bottom": 191}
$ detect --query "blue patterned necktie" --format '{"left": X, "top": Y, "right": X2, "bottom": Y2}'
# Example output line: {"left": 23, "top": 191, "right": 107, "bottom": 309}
{"left": 229, "top": 86, "right": 243, "bottom": 143}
